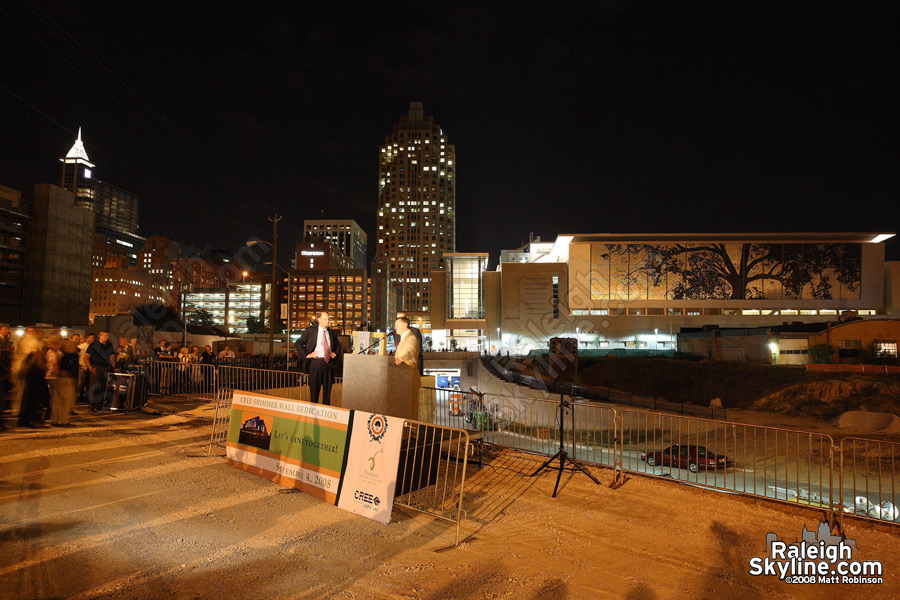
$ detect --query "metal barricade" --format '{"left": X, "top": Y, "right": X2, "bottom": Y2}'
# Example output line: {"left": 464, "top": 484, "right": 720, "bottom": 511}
{"left": 839, "top": 437, "right": 900, "bottom": 526}
{"left": 208, "top": 387, "right": 235, "bottom": 455}
{"left": 394, "top": 420, "right": 471, "bottom": 546}
{"left": 480, "top": 393, "right": 617, "bottom": 468}
{"left": 217, "top": 365, "right": 305, "bottom": 399}
{"left": 144, "top": 360, "right": 218, "bottom": 400}
{"left": 418, "top": 387, "right": 484, "bottom": 430}
{"left": 619, "top": 410, "right": 836, "bottom": 516}
{"left": 205, "top": 369, "right": 343, "bottom": 455}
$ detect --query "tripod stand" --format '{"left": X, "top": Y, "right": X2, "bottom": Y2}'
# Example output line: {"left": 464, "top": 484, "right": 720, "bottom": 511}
{"left": 530, "top": 385, "right": 600, "bottom": 498}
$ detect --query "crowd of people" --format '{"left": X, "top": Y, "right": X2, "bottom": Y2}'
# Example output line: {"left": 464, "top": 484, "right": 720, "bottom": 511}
{"left": 150, "top": 340, "right": 235, "bottom": 364}
{"left": 0, "top": 327, "right": 157, "bottom": 430}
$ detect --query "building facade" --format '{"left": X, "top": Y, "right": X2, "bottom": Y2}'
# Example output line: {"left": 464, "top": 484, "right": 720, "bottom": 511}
{"left": 182, "top": 282, "right": 264, "bottom": 334}
{"left": 428, "top": 232, "right": 896, "bottom": 355}
{"left": 303, "top": 219, "right": 367, "bottom": 269}
{"left": 89, "top": 266, "right": 170, "bottom": 322}
{"left": 59, "top": 129, "right": 145, "bottom": 266}
{"left": 294, "top": 239, "right": 353, "bottom": 271}
{"left": 376, "top": 102, "right": 456, "bottom": 314}
{"left": 284, "top": 268, "right": 367, "bottom": 336}
{"left": 26, "top": 184, "right": 95, "bottom": 326}
{"left": 0, "top": 184, "right": 29, "bottom": 324}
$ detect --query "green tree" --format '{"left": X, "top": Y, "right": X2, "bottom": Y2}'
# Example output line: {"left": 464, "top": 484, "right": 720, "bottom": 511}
{"left": 192, "top": 308, "right": 215, "bottom": 327}
{"left": 808, "top": 344, "right": 837, "bottom": 364}
{"left": 245, "top": 315, "right": 265, "bottom": 334}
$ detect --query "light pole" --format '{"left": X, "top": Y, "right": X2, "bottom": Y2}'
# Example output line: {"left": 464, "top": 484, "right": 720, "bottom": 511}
{"left": 268, "top": 215, "right": 281, "bottom": 365}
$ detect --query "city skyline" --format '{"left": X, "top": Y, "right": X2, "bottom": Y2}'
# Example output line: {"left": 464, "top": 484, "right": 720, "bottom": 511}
{"left": 1, "top": 3, "right": 897, "bottom": 264}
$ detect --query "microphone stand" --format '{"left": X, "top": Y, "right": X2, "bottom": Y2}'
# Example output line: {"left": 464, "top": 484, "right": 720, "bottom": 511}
{"left": 530, "top": 381, "right": 601, "bottom": 498}
{"left": 358, "top": 330, "right": 392, "bottom": 355}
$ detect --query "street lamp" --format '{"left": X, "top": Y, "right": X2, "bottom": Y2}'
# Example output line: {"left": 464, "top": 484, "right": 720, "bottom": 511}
{"left": 248, "top": 216, "right": 281, "bottom": 365}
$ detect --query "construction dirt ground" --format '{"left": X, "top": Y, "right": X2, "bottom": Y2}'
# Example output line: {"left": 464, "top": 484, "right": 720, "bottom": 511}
{"left": 2, "top": 397, "right": 899, "bottom": 600}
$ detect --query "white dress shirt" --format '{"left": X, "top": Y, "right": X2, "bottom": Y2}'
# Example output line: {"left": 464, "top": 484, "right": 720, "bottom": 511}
{"left": 313, "top": 326, "right": 331, "bottom": 358}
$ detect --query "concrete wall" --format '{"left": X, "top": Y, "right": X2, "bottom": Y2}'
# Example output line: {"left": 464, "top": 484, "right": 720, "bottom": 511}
{"left": 886, "top": 262, "right": 900, "bottom": 317}
{"left": 677, "top": 331, "right": 771, "bottom": 363}
{"left": 26, "top": 184, "right": 94, "bottom": 326}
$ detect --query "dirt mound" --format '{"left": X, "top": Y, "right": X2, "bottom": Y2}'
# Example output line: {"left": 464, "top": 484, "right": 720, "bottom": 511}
{"left": 752, "top": 379, "right": 900, "bottom": 418}
{"left": 831, "top": 410, "right": 900, "bottom": 433}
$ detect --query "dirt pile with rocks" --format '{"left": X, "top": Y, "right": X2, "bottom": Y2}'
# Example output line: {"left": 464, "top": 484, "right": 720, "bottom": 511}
{"left": 752, "top": 379, "right": 900, "bottom": 419}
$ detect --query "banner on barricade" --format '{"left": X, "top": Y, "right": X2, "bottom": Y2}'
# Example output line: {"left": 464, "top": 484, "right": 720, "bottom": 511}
{"left": 225, "top": 391, "right": 403, "bottom": 523}
{"left": 337, "top": 411, "right": 405, "bottom": 523}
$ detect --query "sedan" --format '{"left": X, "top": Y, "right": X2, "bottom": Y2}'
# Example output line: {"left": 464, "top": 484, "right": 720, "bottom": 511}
{"left": 640, "top": 444, "right": 732, "bottom": 473}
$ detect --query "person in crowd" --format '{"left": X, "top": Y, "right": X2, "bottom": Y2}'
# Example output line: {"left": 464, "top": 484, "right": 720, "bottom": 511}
{"left": 13, "top": 328, "right": 47, "bottom": 428}
{"left": 218, "top": 345, "right": 235, "bottom": 361}
{"left": 199, "top": 345, "right": 216, "bottom": 365}
{"left": 296, "top": 311, "right": 342, "bottom": 405}
{"left": 0, "top": 324, "right": 13, "bottom": 429}
{"left": 392, "top": 312, "right": 424, "bottom": 375}
{"left": 116, "top": 336, "right": 134, "bottom": 367}
{"left": 177, "top": 346, "right": 192, "bottom": 363}
{"left": 154, "top": 339, "right": 173, "bottom": 360}
{"left": 50, "top": 338, "right": 79, "bottom": 427}
{"left": 129, "top": 338, "right": 145, "bottom": 362}
{"left": 86, "top": 331, "right": 116, "bottom": 412}
{"left": 77, "top": 333, "right": 94, "bottom": 403}
{"left": 190, "top": 346, "right": 201, "bottom": 362}
{"left": 44, "top": 335, "right": 61, "bottom": 421}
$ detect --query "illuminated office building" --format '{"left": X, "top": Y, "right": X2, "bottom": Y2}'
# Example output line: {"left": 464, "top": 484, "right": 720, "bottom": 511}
{"left": 429, "top": 233, "right": 898, "bottom": 357}
{"left": 376, "top": 102, "right": 456, "bottom": 315}
{"left": 303, "top": 219, "right": 367, "bottom": 269}
{"left": 284, "top": 269, "right": 367, "bottom": 335}
{"left": 294, "top": 239, "right": 353, "bottom": 271}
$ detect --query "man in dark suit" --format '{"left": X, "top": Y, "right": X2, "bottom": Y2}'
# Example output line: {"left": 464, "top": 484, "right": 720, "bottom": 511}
{"left": 392, "top": 312, "right": 424, "bottom": 375}
{"left": 296, "top": 311, "right": 343, "bottom": 405}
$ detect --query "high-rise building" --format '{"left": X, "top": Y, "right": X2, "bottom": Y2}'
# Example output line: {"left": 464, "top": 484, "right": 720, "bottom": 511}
{"left": 376, "top": 102, "right": 456, "bottom": 316}
{"left": 59, "top": 127, "right": 95, "bottom": 212}
{"left": 303, "top": 219, "right": 367, "bottom": 269}
{"left": 294, "top": 239, "right": 353, "bottom": 271}
{"left": 0, "top": 184, "right": 29, "bottom": 324}
{"left": 59, "top": 129, "right": 145, "bottom": 265}
{"left": 89, "top": 265, "right": 170, "bottom": 322}
{"left": 89, "top": 235, "right": 181, "bottom": 322}
{"left": 283, "top": 268, "right": 367, "bottom": 335}
{"left": 26, "top": 184, "right": 94, "bottom": 326}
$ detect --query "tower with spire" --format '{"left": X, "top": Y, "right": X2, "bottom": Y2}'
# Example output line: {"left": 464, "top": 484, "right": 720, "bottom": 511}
{"left": 59, "top": 127, "right": 97, "bottom": 212}
{"left": 57, "top": 128, "right": 145, "bottom": 266}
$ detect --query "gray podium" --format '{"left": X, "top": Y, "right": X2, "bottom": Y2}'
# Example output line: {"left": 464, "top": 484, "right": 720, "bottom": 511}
{"left": 340, "top": 354, "right": 420, "bottom": 420}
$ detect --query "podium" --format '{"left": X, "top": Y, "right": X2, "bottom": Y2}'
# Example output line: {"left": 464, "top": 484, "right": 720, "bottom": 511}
{"left": 341, "top": 354, "right": 420, "bottom": 420}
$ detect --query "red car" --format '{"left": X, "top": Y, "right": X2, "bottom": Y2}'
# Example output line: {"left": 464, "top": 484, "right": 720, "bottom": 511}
{"left": 640, "top": 444, "right": 731, "bottom": 473}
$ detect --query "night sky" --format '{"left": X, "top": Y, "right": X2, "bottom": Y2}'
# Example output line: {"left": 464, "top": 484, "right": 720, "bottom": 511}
{"left": 2, "top": 2, "right": 898, "bottom": 264}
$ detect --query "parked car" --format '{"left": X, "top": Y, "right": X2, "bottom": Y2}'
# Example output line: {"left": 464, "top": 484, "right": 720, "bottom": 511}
{"left": 640, "top": 444, "right": 732, "bottom": 473}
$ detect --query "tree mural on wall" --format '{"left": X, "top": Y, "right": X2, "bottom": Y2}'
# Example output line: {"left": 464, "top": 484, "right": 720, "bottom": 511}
{"left": 593, "top": 243, "right": 861, "bottom": 300}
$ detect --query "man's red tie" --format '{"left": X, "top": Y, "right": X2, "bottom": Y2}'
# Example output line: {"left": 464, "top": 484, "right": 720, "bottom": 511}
{"left": 321, "top": 329, "right": 330, "bottom": 363}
